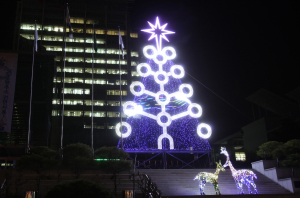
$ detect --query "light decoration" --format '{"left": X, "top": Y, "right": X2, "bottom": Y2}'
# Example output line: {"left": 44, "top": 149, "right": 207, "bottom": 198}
{"left": 115, "top": 17, "right": 212, "bottom": 151}
{"left": 141, "top": 17, "right": 175, "bottom": 52}
{"left": 115, "top": 122, "right": 132, "bottom": 138}
{"left": 94, "top": 159, "right": 120, "bottom": 161}
{"left": 193, "top": 160, "right": 225, "bottom": 195}
{"left": 220, "top": 147, "right": 258, "bottom": 194}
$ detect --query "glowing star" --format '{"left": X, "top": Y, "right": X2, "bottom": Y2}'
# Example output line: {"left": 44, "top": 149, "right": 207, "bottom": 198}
{"left": 141, "top": 17, "right": 175, "bottom": 51}
{"left": 220, "top": 147, "right": 258, "bottom": 194}
{"left": 194, "top": 160, "right": 225, "bottom": 195}
{"left": 115, "top": 17, "right": 212, "bottom": 150}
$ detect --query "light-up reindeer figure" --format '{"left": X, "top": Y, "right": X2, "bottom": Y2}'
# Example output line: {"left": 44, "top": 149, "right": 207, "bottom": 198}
{"left": 220, "top": 147, "right": 258, "bottom": 194}
{"left": 193, "top": 160, "right": 225, "bottom": 195}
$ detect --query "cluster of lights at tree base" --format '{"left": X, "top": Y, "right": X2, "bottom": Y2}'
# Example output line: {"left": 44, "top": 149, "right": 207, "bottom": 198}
{"left": 116, "top": 17, "right": 211, "bottom": 151}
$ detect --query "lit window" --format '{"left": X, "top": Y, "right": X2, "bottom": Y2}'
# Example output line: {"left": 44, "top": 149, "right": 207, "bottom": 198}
{"left": 235, "top": 152, "right": 246, "bottom": 161}
{"left": 130, "top": 33, "right": 138, "bottom": 38}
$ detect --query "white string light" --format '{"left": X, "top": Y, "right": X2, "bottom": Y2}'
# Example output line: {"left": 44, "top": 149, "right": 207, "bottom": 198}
{"left": 170, "top": 65, "right": 184, "bottom": 79}
{"left": 197, "top": 123, "right": 212, "bottom": 139}
{"left": 157, "top": 112, "right": 172, "bottom": 127}
{"left": 115, "top": 122, "right": 132, "bottom": 138}
{"left": 155, "top": 91, "right": 171, "bottom": 105}
{"left": 179, "top": 84, "right": 193, "bottom": 98}
{"left": 116, "top": 45, "right": 212, "bottom": 148}
{"left": 188, "top": 103, "right": 202, "bottom": 118}
{"left": 154, "top": 71, "right": 169, "bottom": 85}
{"left": 137, "top": 63, "right": 153, "bottom": 77}
{"left": 143, "top": 45, "right": 157, "bottom": 59}
{"left": 162, "top": 46, "right": 176, "bottom": 60}
{"left": 130, "top": 81, "right": 145, "bottom": 96}
{"left": 123, "top": 101, "right": 142, "bottom": 117}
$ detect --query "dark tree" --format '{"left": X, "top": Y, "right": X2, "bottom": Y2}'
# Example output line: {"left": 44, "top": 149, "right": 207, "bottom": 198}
{"left": 17, "top": 146, "right": 57, "bottom": 196}
{"left": 256, "top": 141, "right": 283, "bottom": 159}
{"left": 63, "top": 143, "right": 94, "bottom": 179}
{"left": 273, "top": 139, "right": 300, "bottom": 167}
{"left": 94, "top": 147, "right": 132, "bottom": 195}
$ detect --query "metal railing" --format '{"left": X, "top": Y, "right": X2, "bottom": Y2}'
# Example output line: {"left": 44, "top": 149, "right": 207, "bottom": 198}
{"left": 136, "top": 172, "right": 161, "bottom": 198}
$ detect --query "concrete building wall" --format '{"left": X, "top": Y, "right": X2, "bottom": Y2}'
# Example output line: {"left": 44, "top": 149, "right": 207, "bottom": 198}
{"left": 242, "top": 117, "right": 268, "bottom": 154}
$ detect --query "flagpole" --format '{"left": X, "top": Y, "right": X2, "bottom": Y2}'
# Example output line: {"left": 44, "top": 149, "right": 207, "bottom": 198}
{"left": 118, "top": 26, "right": 123, "bottom": 150}
{"left": 91, "top": 23, "right": 95, "bottom": 157}
{"left": 27, "top": 20, "right": 37, "bottom": 153}
{"left": 61, "top": 4, "right": 68, "bottom": 157}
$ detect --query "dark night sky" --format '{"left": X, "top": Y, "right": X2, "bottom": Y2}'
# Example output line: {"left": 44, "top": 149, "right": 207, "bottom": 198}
{"left": 1, "top": 0, "right": 299, "bottom": 143}
{"left": 130, "top": 0, "right": 300, "bottom": 143}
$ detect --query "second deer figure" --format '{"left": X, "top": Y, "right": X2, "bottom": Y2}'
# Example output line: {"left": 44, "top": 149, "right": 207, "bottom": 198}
{"left": 220, "top": 147, "right": 258, "bottom": 194}
{"left": 194, "top": 160, "right": 225, "bottom": 195}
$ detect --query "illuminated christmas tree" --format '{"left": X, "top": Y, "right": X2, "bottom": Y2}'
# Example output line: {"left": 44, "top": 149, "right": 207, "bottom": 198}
{"left": 116, "top": 17, "right": 211, "bottom": 151}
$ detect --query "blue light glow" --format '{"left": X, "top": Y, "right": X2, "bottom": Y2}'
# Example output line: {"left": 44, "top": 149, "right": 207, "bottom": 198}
{"left": 116, "top": 18, "right": 212, "bottom": 151}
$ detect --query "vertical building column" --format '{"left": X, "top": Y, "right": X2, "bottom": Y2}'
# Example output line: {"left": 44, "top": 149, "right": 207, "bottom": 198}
{"left": 82, "top": 3, "right": 87, "bottom": 134}
{"left": 104, "top": 8, "right": 108, "bottom": 139}
{"left": 40, "top": 0, "right": 45, "bottom": 45}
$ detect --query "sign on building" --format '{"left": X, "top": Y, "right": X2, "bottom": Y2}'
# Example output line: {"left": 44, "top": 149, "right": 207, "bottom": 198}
{"left": 0, "top": 53, "right": 18, "bottom": 133}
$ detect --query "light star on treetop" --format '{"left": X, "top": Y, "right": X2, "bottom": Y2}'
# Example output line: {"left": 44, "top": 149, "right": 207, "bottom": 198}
{"left": 141, "top": 17, "right": 175, "bottom": 52}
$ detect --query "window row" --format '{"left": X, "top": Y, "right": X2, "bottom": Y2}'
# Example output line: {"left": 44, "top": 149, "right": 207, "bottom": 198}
{"left": 45, "top": 46, "right": 135, "bottom": 56}
{"left": 56, "top": 67, "right": 139, "bottom": 76}
{"left": 83, "top": 124, "right": 116, "bottom": 129}
{"left": 52, "top": 88, "right": 127, "bottom": 96}
{"left": 83, "top": 125, "right": 116, "bottom": 129}
{"left": 21, "top": 34, "right": 105, "bottom": 44}
{"left": 56, "top": 57, "right": 136, "bottom": 65}
{"left": 57, "top": 67, "right": 127, "bottom": 74}
{"left": 107, "top": 90, "right": 127, "bottom": 96}
{"left": 52, "top": 99, "right": 127, "bottom": 106}
{"left": 54, "top": 77, "right": 127, "bottom": 85}
{"left": 21, "top": 24, "right": 138, "bottom": 37}
{"left": 52, "top": 110, "right": 127, "bottom": 117}
{"left": 52, "top": 88, "right": 90, "bottom": 94}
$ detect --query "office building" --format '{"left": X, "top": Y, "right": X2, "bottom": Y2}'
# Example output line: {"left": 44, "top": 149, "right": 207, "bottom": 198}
{"left": 13, "top": 0, "right": 140, "bottom": 149}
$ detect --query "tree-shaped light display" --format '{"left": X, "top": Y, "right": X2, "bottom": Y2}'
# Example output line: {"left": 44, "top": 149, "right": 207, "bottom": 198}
{"left": 116, "top": 17, "right": 212, "bottom": 151}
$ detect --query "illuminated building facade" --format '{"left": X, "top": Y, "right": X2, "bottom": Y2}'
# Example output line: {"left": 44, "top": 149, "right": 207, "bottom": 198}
{"left": 13, "top": 0, "right": 140, "bottom": 149}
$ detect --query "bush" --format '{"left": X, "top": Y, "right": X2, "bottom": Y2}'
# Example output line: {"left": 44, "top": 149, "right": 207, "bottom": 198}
{"left": 30, "top": 146, "right": 57, "bottom": 159}
{"left": 256, "top": 141, "right": 283, "bottom": 159}
{"left": 45, "top": 179, "right": 114, "bottom": 198}
{"left": 17, "top": 146, "right": 58, "bottom": 173}
{"left": 94, "top": 146, "right": 129, "bottom": 160}
{"left": 257, "top": 139, "right": 300, "bottom": 167}
{"left": 63, "top": 143, "right": 93, "bottom": 160}
{"left": 282, "top": 153, "right": 300, "bottom": 167}
{"left": 63, "top": 143, "right": 94, "bottom": 178}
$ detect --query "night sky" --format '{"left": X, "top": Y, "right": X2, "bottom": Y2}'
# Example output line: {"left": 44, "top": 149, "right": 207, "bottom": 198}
{"left": 131, "top": 0, "right": 300, "bottom": 143}
{"left": 1, "top": 0, "right": 299, "bottom": 144}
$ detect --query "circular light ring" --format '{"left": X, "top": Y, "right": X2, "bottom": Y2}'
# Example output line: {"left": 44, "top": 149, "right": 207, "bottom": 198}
{"left": 188, "top": 103, "right": 202, "bottom": 118}
{"left": 123, "top": 101, "right": 140, "bottom": 116}
{"left": 115, "top": 122, "right": 132, "bottom": 138}
{"left": 162, "top": 46, "right": 176, "bottom": 60}
{"left": 130, "top": 81, "right": 145, "bottom": 96}
{"left": 143, "top": 45, "right": 157, "bottom": 59}
{"left": 179, "top": 84, "right": 193, "bottom": 98}
{"left": 155, "top": 91, "right": 171, "bottom": 105}
{"left": 170, "top": 65, "right": 185, "bottom": 79}
{"left": 154, "top": 71, "right": 169, "bottom": 85}
{"left": 197, "top": 123, "right": 212, "bottom": 139}
{"left": 137, "top": 63, "right": 152, "bottom": 77}
{"left": 153, "top": 51, "right": 168, "bottom": 65}
{"left": 157, "top": 112, "right": 172, "bottom": 127}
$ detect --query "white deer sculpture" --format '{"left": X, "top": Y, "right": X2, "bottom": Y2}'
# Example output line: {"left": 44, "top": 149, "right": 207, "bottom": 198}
{"left": 220, "top": 147, "right": 258, "bottom": 194}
